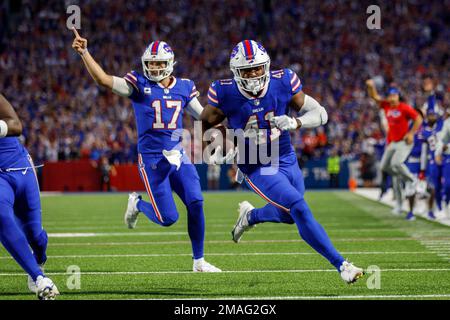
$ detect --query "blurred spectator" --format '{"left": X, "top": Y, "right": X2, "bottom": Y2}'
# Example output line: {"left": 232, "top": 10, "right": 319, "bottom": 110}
{"left": 327, "top": 148, "right": 340, "bottom": 188}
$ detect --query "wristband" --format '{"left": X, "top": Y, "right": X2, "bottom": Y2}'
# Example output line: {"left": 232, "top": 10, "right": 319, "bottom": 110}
{"left": 0, "top": 120, "right": 8, "bottom": 138}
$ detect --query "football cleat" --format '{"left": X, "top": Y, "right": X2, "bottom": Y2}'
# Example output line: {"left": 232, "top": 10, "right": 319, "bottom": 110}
{"left": 28, "top": 264, "right": 45, "bottom": 293}
{"left": 36, "top": 276, "right": 60, "bottom": 300}
{"left": 231, "top": 201, "right": 255, "bottom": 243}
{"left": 193, "top": 258, "right": 222, "bottom": 272}
{"left": 406, "top": 211, "right": 416, "bottom": 221}
{"left": 124, "top": 192, "right": 141, "bottom": 229}
{"left": 340, "top": 261, "right": 364, "bottom": 284}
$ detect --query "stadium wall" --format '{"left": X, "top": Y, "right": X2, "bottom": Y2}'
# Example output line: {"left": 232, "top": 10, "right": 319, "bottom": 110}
{"left": 41, "top": 160, "right": 350, "bottom": 191}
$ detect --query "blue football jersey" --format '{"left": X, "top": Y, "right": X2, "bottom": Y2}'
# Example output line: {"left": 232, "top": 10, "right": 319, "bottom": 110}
{"left": 421, "top": 119, "right": 444, "bottom": 164}
{"left": 409, "top": 127, "right": 424, "bottom": 158}
{"left": 124, "top": 71, "right": 199, "bottom": 155}
{"left": 0, "top": 137, "right": 29, "bottom": 169}
{"left": 207, "top": 68, "right": 302, "bottom": 174}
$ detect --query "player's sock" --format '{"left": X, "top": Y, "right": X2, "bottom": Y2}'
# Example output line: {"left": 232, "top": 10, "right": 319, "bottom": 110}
{"left": 137, "top": 199, "right": 178, "bottom": 227}
{"left": 30, "top": 230, "right": 48, "bottom": 265}
{"left": 0, "top": 210, "right": 44, "bottom": 281}
{"left": 186, "top": 200, "right": 205, "bottom": 260}
{"left": 290, "top": 199, "right": 344, "bottom": 271}
{"left": 22, "top": 223, "right": 48, "bottom": 265}
{"left": 248, "top": 204, "right": 295, "bottom": 225}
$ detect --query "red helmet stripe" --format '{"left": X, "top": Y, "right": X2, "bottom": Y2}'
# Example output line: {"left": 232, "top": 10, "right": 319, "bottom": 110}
{"left": 151, "top": 41, "right": 160, "bottom": 55}
{"left": 243, "top": 40, "right": 254, "bottom": 60}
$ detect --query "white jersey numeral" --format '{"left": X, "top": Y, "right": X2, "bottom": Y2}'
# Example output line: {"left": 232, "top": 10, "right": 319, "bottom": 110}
{"left": 243, "top": 112, "right": 280, "bottom": 145}
{"left": 151, "top": 100, "right": 182, "bottom": 129}
{"left": 151, "top": 100, "right": 165, "bottom": 129}
{"left": 166, "top": 100, "right": 182, "bottom": 129}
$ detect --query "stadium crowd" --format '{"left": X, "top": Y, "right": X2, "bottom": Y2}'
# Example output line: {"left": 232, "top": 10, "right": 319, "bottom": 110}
{"left": 0, "top": 0, "right": 448, "bottom": 185}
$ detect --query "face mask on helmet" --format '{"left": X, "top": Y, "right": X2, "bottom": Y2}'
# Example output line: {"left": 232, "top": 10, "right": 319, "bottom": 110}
{"left": 234, "top": 62, "right": 270, "bottom": 95}
{"left": 230, "top": 40, "right": 271, "bottom": 96}
{"left": 142, "top": 59, "right": 174, "bottom": 82}
{"left": 141, "top": 41, "right": 175, "bottom": 82}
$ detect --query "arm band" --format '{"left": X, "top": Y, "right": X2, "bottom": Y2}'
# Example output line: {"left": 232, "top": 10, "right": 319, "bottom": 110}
{"left": 0, "top": 120, "right": 8, "bottom": 138}
{"left": 112, "top": 76, "right": 133, "bottom": 97}
{"left": 186, "top": 97, "right": 204, "bottom": 120}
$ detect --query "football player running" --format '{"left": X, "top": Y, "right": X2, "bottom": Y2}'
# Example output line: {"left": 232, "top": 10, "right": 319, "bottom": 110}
{"left": 407, "top": 108, "right": 443, "bottom": 221}
{"left": 200, "top": 40, "right": 364, "bottom": 284}
{"left": 71, "top": 28, "right": 221, "bottom": 272}
{"left": 0, "top": 94, "right": 59, "bottom": 300}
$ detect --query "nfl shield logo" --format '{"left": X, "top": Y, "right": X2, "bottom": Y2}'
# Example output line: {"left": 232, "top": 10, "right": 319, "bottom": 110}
{"left": 253, "top": 99, "right": 260, "bottom": 106}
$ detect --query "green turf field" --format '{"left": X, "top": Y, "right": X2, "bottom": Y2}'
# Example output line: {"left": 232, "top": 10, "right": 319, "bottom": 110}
{"left": 1, "top": 191, "right": 449, "bottom": 300}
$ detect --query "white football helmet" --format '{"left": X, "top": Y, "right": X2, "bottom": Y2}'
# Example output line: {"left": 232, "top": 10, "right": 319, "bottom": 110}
{"left": 141, "top": 41, "right": 176, "bottom": 82}
{"left": 230, "top": 40, "right": 271, "bottom": 95}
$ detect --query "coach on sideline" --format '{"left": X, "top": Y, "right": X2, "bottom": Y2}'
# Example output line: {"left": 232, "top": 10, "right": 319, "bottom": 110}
{"left": 366, "top": 80, "right": 422, "bottom": 213}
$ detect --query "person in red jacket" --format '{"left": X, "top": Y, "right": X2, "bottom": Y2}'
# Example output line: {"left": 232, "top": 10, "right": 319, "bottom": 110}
{"left": 366, "top": 80, "right": 423, "bottom": 214}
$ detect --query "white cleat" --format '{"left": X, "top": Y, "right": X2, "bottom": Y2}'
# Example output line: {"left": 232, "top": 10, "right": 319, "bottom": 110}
{"left": 28, "top": 264, "right": 45, "bottom": 293}
{"left": 124, "top": 192, "right": 141, "bottom": 229}
{"left": 340, "top": 261, "right": 364, "bottom": 284}
{"left": 36, "top": 276, "right": 60, "bottom": 300}
{"left": 231, "top": 201, "right": 255, "bottom": 243}
{"left": 193, "top": 258, "right": 222, "bottom": 272}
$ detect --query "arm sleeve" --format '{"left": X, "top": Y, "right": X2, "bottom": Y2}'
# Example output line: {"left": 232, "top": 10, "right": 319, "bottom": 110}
{"left": 112, "top": 76, "right": 133, "bottom": 97}
{"left": 185, "top": 97, "right": 204, "bottom": 120}
{"left": 297, "top": 95, "right": 328, "bottom": 128}
{"left": 207, "top": 82, "right": 220, "bottom": 108}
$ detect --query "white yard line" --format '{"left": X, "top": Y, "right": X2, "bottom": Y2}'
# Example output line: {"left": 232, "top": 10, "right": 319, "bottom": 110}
{"left": 45, "top": 229, "right": 399, "bottom": 238}
{"left": 1, "top": 268, "right": 450, "bottom": 277}
{"left": 0, "top": 251, "right": 436, "bottom": 260}
{"left": 39, "top": 237, "right": 422, "bottom": 246}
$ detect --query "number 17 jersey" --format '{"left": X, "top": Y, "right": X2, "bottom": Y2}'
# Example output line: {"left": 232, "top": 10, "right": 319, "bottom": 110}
{"left": 124, "top": 71, "right": 199, "bottom": 155}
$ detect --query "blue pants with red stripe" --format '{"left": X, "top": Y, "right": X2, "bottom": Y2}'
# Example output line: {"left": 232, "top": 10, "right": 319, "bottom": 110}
{"left": 442, "top": 155, "right": 450, "bottom": 205}
{"left": 244, "top": 153, "right": 345, "bottom": 271}
{"left": 0, "top": 155, "right": 47, "bottom": 281}
{"left": 136, "top": 153, "right": 205, "bottom": 259}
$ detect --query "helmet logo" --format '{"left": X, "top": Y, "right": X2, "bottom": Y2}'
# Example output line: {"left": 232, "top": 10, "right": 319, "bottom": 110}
{"left": 230, "top": 46, "right": 239, "bottom": 59}
{"left": 163, "top": 43, "right": 173, "bottom": 53}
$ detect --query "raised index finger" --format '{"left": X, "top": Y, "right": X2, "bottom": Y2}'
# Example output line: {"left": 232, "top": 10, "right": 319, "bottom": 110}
{"left": 72, "top": 27, "right": 81, "bottom": 39}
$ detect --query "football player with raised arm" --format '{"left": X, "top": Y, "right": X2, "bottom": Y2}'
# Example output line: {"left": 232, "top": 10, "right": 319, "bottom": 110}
{"left": 72, "top": 28, "right": 220, "bottom": 272}
{"left": 0, "top": 94, "right": 59, "bottom": 299}
{"left": 200, "top": 40, "right": 364, "bottom": 284}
